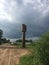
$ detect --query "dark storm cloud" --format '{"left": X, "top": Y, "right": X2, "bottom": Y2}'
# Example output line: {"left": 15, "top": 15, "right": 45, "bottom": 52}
{"left": 0, "top": 0, "right": 49, "bottom": 38}
{"left": 0, "top": 21, "right": 22, "bottom": 38}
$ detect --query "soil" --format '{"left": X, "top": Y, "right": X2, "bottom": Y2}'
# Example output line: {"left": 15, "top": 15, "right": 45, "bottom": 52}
{"left": 0, "top": 43, "right": 29, "bottom": 65}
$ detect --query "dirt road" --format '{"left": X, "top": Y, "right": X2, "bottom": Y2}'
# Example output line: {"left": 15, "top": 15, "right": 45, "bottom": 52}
{"left": 0, "top": 43, "right": 29, "bottom": 65}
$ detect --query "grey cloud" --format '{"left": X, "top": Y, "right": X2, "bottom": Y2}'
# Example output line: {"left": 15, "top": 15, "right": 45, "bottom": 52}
{"left": 0, "top": 0, "right": 49, "bottom": 38}
{"left": 16, "top": 0, "right": 23, "bottom": 6}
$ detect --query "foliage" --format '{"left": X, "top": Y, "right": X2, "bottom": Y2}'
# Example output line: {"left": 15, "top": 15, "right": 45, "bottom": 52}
{"left": 19, "top": 31, "right": 49, "bottom": 65}
{"left": 19, "top": 55, "right": 33, "bottom": 65}
{"left": 32, "top": 31, "right": 49, "bottom": 65}
{"left": 2, "top": 38, "right": 10, "bottom": 43}
{"left": 16, "top": 39, "right": 33, "bottom": 43}
{"left": 0, "top": 29, "right": 3, "bottom": 38}
{"left": 0, "top": 29, "right": 3, "bottom": 44}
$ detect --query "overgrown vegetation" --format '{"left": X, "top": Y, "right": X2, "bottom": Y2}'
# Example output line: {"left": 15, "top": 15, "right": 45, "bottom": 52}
{"left": 19, "top": 31, "right": 49, "bottom": 65}
{"left": 0, "top": 29, "right": 3, "bottom": 45}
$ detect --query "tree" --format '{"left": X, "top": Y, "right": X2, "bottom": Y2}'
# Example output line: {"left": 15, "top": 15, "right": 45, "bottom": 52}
{"left": 0, "top": 29, "right": 3, "bottom": 44}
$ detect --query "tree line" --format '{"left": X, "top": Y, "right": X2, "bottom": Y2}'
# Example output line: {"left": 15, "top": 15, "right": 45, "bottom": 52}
{"left": 0, "top": 29, "right": 10, "bottom": 45}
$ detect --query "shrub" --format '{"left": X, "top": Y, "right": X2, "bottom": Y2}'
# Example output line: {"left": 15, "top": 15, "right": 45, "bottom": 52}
{"left": 33, "top": 31, "right": 49, "bottom": 65}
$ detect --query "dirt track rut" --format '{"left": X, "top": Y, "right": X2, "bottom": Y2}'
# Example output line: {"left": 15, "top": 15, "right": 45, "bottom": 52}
{"left": 0, "top": 44, "right": 29, "bottom": 65}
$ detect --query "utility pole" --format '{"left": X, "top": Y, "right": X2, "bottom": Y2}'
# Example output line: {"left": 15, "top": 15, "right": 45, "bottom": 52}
{"left": 22, "top": 24, "right": 27, "bottom": 48}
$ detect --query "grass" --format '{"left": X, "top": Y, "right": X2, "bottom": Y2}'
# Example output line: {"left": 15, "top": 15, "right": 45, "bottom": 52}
{"left": 19, "top": 43, "right": 34, "bottom": 65}
{"left": 19, "top": 43, "right": 42, "bottom": 65}
{"left": 11, "top": 42, "right": 33, "bottom": 48}
{"left": 19, "top": 54, "right": 33, "bottom": 65}
{"left": 10, "top": 42, "right": 22, "bottom": 48}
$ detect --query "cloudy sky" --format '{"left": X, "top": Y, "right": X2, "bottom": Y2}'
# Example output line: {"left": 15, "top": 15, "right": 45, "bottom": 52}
{"left": 0, "top": 0, "right": 49, "bottom": 39}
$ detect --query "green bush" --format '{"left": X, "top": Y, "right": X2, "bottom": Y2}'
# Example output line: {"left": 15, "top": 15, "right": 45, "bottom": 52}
{"left": 33, "top": 31, "right": 49, "bottom": 65}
